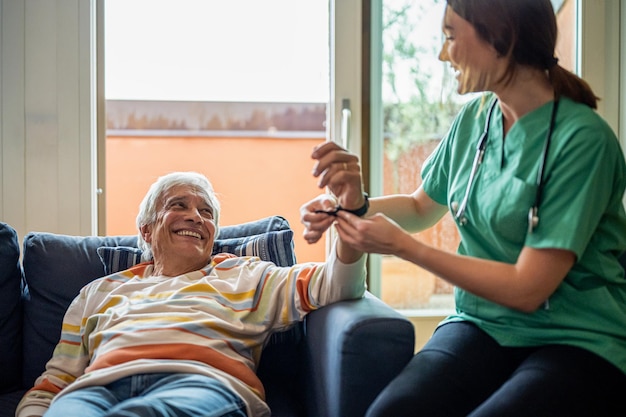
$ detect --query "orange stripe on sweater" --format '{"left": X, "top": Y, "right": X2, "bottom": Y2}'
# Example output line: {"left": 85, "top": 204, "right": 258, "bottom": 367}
{"left": 295, "top": 266, "right": 316, "bottom": 312}
{"left": 86, "top": 343, "right": 264, "bottom": 398}
{"left": 212, "top": 253, "right": 236, "bottom": 264}
{"left": 29, "top": 378, "right": 64, "bottom": 395}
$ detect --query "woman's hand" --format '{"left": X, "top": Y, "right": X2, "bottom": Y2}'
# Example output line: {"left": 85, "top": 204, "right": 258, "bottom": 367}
{"left": 302, "top": 142, "right": 368, "bottom": 245}
{"left": 311, "top": 142, "right": 365, "bottom": 211}
{"left": 333, "top": 211, "right": 411, "bottom": 256}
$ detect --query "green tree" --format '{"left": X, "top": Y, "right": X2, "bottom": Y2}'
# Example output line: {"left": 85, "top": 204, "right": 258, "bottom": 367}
{"left": 382, "top": 0, "right": 463, "bottom": 165}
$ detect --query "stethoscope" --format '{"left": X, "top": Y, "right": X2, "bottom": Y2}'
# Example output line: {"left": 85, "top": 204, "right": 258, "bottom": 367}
{"left": 452, "top": 96, "right": 560, "bottom": 234}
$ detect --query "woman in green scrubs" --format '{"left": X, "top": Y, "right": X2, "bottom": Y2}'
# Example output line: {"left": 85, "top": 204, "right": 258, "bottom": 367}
{"left": 301, "top": 0, "right": 626, "bottom": 415}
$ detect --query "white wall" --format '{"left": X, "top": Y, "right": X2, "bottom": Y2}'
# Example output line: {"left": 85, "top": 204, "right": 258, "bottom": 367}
{"left": 0, "top": 0, "right": 100, "bottom": 242}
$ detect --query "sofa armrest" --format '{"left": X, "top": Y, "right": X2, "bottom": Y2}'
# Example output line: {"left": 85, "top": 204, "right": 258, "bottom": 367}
{"left": 303, "top": 292, "right": 415, "bottom": 417}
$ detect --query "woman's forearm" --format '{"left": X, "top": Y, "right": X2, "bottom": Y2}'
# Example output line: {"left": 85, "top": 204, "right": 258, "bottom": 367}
{"left": 370, "top": 187, "right": 447, "bottom": 233}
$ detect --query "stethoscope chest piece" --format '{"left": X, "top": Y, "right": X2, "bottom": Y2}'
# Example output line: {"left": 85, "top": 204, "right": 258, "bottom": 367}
{"left": 451, "top": 201, "right": 467, "bottom": 225}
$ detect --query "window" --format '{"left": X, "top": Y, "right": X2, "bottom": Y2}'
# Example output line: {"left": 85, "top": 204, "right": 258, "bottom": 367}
{"left": 103, "top": 0, "right": 331, "bottom": 263}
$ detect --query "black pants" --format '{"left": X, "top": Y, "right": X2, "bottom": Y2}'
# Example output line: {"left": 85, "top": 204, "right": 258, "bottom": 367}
{"left": 366, "top": 321, "right": 626, "bottom": 417}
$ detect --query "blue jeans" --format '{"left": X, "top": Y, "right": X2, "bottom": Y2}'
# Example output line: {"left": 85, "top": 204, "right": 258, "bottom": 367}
{"left": 45, "top": 373, "right": 248, "bottom": 417}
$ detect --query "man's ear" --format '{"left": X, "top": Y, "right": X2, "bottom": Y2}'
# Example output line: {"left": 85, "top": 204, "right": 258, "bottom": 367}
{"left": 140, "top": 224, "right": 152, "bottom": 244}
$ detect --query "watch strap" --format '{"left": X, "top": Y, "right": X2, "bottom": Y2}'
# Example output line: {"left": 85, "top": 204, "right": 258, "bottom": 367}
{"left": 337, "top": 193, "right": 369, "bottom": 217}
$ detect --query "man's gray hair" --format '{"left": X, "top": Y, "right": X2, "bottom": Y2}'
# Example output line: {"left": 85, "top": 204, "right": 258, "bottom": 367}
{"left": 136, "top": 172, "right": 221, "bottom": 261}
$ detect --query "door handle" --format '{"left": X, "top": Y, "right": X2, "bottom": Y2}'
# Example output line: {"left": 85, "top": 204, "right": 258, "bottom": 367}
{"left": 341, "top": 98, "right": 351, "bottom": 148}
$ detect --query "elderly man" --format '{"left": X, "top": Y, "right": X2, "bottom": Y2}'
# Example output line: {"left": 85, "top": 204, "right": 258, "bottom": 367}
{"left": 16, "top": 171, "right": 367, "bottom": 417}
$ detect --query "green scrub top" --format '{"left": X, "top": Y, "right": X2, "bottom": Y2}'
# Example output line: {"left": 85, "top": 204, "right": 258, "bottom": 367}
{"left": 422, "top": 94, "right": 626, "bottom": 375}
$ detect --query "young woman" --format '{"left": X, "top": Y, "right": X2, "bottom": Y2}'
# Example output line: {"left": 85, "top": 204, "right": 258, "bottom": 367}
{"left": 301, "top": 0, "right": 626, "bottom": 415}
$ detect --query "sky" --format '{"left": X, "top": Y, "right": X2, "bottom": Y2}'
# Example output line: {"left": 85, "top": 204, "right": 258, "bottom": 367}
{"left": 105, "top": 0, "right": 329, "bottom": 102}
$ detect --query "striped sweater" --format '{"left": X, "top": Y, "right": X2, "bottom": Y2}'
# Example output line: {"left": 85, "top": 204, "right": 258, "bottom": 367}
{"left": 16, "top": 247, "right": 367, "bottom": 417}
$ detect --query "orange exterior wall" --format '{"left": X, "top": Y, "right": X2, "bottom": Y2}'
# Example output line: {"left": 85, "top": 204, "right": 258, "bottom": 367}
{"left": 105, "top": 135, "right": 326, "bottom": 263}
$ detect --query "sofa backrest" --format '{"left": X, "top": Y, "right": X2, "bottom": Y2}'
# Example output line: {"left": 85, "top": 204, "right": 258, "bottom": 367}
{"left": 21, "top": 233, "right": 139, "bottom": 387}
{"left": 0, "top": 222, "right": 23, "bottom": 393}
{"left": 19, "top": 216, "right": 299, "bottom": 389}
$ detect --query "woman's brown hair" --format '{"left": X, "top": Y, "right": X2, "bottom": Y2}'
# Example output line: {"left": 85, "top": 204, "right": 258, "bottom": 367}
{"left": 446, "top": 0, "right": 598, "bottom": 108}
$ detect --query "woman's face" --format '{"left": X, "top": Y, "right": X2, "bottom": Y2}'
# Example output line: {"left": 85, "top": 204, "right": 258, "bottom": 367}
{"left": 438, "top": 5, "right": 505, "bottom": 94}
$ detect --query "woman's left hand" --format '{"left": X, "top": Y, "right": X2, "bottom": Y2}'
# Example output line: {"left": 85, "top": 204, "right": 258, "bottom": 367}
{"left": 333, "top": 210, "right": 411, "bottom": 256}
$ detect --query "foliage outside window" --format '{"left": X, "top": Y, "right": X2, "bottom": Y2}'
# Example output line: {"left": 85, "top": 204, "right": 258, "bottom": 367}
{"left": 380, "top": 0, "right": 473, "bottom": 311}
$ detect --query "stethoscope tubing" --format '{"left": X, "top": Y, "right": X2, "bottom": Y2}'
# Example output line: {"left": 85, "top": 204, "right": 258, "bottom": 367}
{"left": 453, "top": 96, "right": 560, "bottom": 233}
{"left": 453, "top": 98, "right": 499, "bottom": 224}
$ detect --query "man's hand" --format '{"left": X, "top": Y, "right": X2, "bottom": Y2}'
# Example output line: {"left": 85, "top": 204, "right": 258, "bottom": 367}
{"left": 300, "top": 194, "right": 339, "bottom": 244}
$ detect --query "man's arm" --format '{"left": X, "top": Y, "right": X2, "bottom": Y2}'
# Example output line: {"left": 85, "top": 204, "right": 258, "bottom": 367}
{"left": 334, "top": 196, "right": 368, "bottom": 265}
{"left": 315, "top": 235, "right": 367, "bottom": 305}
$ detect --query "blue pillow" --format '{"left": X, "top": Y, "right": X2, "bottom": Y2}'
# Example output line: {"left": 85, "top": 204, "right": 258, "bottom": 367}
{"left": 214, "top": 230, "right": 296, "bottom": 266}
{"left": 97, "top": 229, "right": 296, "bottom": 275}
{"left": 96, "top": 246, "right": 143, "bottom": 275}
{"left": 218, "top": 215, "right": 292, "bottom": 239}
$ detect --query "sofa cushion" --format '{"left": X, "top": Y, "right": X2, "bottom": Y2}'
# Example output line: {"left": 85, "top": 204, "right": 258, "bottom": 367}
{"left": 0, "top": 389, "right": 27, "bottom": 415}
{"left": 97, "top": 246, "right": 143, "bottom": 275}
{"left": 94, "top": 215, "right": 296, "bottom": 275}
{"left": 0, "top": 223, "right": 23, "bottom": 393}
{"left": 21, "top": 233, "right": 138, "bottom": 387}
{"left": 213, "top": 229, "right": 296, "bottom": 267}
{"left": 97, "top": 229, "right": 296, "bottom": 274}
{"left": 217, "top": 215, "right": 292, "bottom": 239}
{"left": 20, "top": 216, "right": 297, "bottom": 388}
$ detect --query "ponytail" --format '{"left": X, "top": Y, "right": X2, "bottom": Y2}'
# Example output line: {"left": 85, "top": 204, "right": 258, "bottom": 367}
{"left": 548, "top": 64, "right": 599, "bottom": 109}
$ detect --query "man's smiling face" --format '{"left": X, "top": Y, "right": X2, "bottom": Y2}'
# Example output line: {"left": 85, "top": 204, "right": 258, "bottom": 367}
{"left": 141, "top": 184, "right": 216, "bottom": 276}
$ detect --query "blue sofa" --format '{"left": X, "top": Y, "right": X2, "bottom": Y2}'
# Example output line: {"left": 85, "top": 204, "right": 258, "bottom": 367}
{"left": 0, "top": 218, "right": 415, "bottom": 417}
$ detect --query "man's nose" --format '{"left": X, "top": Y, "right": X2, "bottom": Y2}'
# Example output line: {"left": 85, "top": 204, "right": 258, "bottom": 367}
{"left": 186, "top": 207, "right": 203, "bottom": 222}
